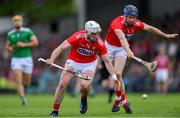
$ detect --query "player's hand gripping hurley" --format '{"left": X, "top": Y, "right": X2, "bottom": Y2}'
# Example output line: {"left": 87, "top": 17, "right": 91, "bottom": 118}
{"left": 132, "top": 56, "right": 158, "bottom": 72}
{"left": 38, "top": 58, "right": 92, "bottom": 80}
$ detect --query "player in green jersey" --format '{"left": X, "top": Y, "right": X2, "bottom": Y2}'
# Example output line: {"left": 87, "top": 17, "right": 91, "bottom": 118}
{"left": 5, "top": 15, "right": 38, "bottom": 105}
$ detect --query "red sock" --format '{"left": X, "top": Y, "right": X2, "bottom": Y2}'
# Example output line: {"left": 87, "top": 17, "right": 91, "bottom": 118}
{"left": 116, "top": 90, "right": 122, "bottom": 96}
{"left": 121, "top": 94, "right": 128, "bottom": 107}
{"left": 53, "top": 103, "right": 60, "bottom": 111}
{"left": 121, "top": 94, "right": 126, "bottom": 101}
{"left": 114, "top": 90, "right": 122, "bottom": 106}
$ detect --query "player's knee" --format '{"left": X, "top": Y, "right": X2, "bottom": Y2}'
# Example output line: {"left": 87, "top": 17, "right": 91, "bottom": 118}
{"left": 80, "top": 84, "right": 90, "bottom": 93}
{"left": 80, "top": 89, "right": 89, "bottom": 94}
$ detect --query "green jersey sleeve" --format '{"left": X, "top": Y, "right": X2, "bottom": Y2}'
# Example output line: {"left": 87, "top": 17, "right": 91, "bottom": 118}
{"left": 28, "top": 29, "right": 35, "bottom": 39}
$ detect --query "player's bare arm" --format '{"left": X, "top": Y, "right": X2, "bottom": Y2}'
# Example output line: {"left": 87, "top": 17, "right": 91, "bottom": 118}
{"left": 46, "top": 40, "right": 71, "bottom": 64}
{"left": 101, "top": 54, "right": 120, "bottom": 90}
{"left": 16, "top": 35, "right": 38, "bottom": 48}
{"left": 5, "top": 41, "right": 14, "bottom": 52}
{"left": 143, "top": 23, "right": 178, "bottom": 39}
{"left": 114, "top": 29, "right": 134, "bottom": 58}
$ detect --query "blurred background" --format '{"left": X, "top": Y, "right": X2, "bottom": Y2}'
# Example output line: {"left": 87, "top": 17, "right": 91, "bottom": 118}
{"left": 0, "top": 0, "right": 179, "bottom": 96}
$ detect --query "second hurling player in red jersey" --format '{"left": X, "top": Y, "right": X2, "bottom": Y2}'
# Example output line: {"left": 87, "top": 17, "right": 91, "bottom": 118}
{"left": 155, "top": 44, "right": 169, "bottom": 94}
{"left": 105, "top": 5, "right": 178, "bottom": 114}
{"left": 45, "top": 21, "right": 120, "bottom": 117}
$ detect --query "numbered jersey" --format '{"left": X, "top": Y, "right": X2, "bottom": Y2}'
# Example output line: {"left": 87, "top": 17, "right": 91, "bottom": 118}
{"left": 105, "top": 15, "right": 144, "bottom": 47}
{"left": 67, "top": 30, "right": 107, "bottom": 63}
{"left": 7, "top": 27, "right": 34, "bottom": 57}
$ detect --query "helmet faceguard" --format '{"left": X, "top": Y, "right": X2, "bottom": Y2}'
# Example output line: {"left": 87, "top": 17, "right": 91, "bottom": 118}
{"left": 123, "top": 5, "right": 138, "bottom": 17}
{"left": 85, "top": 21, "right": 102, "bottom": 42}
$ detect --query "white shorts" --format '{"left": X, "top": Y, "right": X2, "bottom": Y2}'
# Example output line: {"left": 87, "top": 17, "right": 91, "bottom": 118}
{"left": 65, "top": 59, "right": 97, "bottom": 74}
{"left": 155, "top": 68, "right": 169, "bottom": 82}
{"left": 105, "top": 41, "right": 127, "bottom": 61}
{"left": 11, "top": 57, "right": 33, "bottom": 74}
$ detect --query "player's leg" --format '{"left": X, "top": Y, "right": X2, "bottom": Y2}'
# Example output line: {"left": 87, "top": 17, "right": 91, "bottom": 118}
{"left": 79, "top": 70, "right": 95, "bottom": 114}
{"left": 11, "top": 58, "right": 27, "bottom": 105}
{"left": 114, "top": 56, "right": 126, "bottom": 93}
{"left": 112, "top": 56, "right": 128, "bottom": 112}
{"left": 105, "top": 43, "right": 131, "bottom": 113}
{"left": 22, "top": 57, "right": 33, "bottom": 94}
{"left": 49, "top": 66, "right": 74, "bottom": 117}
{"left": 13, "top": 69, "right": 27, "bottom": 105}
{"left": 162, "top": 70, "right": 169, "bottom": 94}
{"left": 22, "top": 73, "right": 32, "bottom": 86}
{"left": 160, "top": 81, "right": 164, "bottom": 93}
{"left": 74, "top": 78, "right": 81, "bottom": 96}
{"left": 155, "top": 70, "right": 161, "bottom": 93}
{"left": 19, "top": 72, "right": 32, "bottom": 106}
{"left": 115, "top": 56, "right": 132, "bottom": 113}
{"left": 22, "top": 73, "right": 32, "bottom": 93}
{"left": 13, "top": 70, "right": 23, "bottom": 96}
{"left": 113, "top": 56, "right": 132, "bottom": 113}
{"left": 156, "top": 80, "right": 161, "bottom": 93}
{"left": 162, "top": 80, "right": 168, "bottom": 94}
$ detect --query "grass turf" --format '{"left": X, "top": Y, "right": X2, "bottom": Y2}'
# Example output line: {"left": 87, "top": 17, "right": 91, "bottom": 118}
{"left": 0, "top": 93, "right": 180, "bottom": 117}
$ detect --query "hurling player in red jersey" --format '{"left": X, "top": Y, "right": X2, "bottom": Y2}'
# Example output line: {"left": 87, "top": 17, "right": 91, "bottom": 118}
{"left": 45, "top": 21, "right": 120, "bottom": 117}
{"left": 155, "top": 44, "right": 170, "bottom": 94}
{"left": 105, "top": 5, "right": 178, "bottom": 113}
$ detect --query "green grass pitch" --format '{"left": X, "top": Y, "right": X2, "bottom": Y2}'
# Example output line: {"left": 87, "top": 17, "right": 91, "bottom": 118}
{"left": 0, "top": 93, "right": 180, "bottom": 117}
